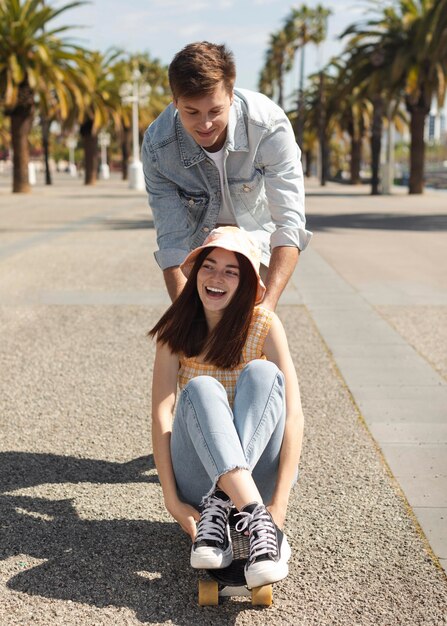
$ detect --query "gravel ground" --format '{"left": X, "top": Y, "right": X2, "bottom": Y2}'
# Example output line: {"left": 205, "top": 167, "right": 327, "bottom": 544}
{"left": 376, "top": 305, "right": 447, "bottom": 382}
{"left": 1, "top": 178, "right": 446, "bottom": 625}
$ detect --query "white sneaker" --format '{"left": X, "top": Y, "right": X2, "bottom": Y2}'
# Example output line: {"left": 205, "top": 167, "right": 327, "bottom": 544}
{"left": 235, "top": 502, "right": 291, "bottom": 588}
{"left": 190, "top": 491, "right": 233, "bottom": 569}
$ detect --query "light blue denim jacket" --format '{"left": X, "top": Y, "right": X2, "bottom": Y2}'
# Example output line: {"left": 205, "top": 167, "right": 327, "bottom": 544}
{"left": 142, "top": 88, "right": 312, "bottom": 269}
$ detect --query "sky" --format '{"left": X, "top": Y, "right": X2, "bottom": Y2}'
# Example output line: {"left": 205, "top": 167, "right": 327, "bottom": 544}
{"left": 56, "top": 0, "right": 369, "bottom": 98}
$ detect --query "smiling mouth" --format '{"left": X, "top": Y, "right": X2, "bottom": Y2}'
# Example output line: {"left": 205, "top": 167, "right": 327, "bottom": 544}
{"left": 205, "top": 286, "right": 226, "bottom": 298}
{"left": 197, "top": 129, "right": 214, "bottom": 136}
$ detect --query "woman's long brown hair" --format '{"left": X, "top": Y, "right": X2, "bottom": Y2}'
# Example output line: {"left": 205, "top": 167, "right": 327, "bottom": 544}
{"left": 148, "top": 247, "right": 258, "bottom": 368}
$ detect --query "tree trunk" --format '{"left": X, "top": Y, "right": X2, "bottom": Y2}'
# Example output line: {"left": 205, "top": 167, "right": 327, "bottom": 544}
{"left": 80, "top": 118, "right": 98, "bottom": 186}
{"left": 121, "top": 125, "right": 131, "bottom": 181}
{"left": 10, "top": 104, "right": 34, "bottom": 193}
{"left": 305, "top": 149, "right": 312, "bottom": 177}
{"left": 41, "top": 116, "right": 52, "bottom": 185}
{"left": 296, "top": 44, "right": 306, "bottom": 149}
{"left": 408, "top": 104, "right": 427, "bottom": 194}
{"left": 318, "top": 71, "right": 327, "bottom": 186}
{"left": 350, "top": 136, "right": 362, "bottom": 184}
{"left": 370, "top": 96, "right": 383, "bottom": 195}
{"left": 322, "top": 136, "right": 330, "bottom": 185}
{"left": 277, "top": 65, "right": 284, "bottom": 110}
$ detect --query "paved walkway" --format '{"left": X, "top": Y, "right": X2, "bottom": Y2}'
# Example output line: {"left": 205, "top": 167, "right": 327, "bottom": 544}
{"left": 0, "top": 173, "right": 446, "bottom": 625}
{"left": 301, "top": 178, "right": 447, "bottom": 575}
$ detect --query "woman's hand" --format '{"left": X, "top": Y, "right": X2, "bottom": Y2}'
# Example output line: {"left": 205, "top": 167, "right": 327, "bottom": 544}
{"left": 166, "top": 499, "right": 200, "bottom": 541}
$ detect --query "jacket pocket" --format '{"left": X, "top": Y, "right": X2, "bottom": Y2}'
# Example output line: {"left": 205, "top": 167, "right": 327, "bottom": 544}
{"left": 229, "top": 170, "right": 267, "bottom": 223}
{"left": 177, "top": 190, "right": 209, "bottom": 231}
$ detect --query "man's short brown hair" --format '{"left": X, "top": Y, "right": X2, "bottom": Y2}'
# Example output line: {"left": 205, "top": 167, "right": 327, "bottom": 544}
{"left": 168, "top": 41, "right": 236, "bottom": 100}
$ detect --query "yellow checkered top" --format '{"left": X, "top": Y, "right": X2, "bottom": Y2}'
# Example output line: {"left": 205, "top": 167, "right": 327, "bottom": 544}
{"left": 178, "top": 306, "right": 274, "bottom": 406}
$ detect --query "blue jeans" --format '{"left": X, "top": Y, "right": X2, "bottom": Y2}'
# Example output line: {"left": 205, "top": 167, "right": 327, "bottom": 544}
{"left": 171, "top": 360, "right": 286, "bottom": 509}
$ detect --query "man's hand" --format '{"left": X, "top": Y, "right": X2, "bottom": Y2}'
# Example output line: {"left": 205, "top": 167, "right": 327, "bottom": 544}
{"left": 163, "top": 266, "right": 187, "bottom": 302}
{"left": 262, "top": 246, "right": 300, "bottom": 311}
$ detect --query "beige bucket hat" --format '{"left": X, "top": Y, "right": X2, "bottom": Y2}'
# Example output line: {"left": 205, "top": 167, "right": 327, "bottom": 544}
{"left": 180, "top": 226, "right": 266, "bottom": 304}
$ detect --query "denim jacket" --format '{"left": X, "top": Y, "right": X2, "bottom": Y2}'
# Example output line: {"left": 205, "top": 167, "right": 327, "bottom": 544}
{"left": 142, "top": 88, "right": 312, "bottom": 269}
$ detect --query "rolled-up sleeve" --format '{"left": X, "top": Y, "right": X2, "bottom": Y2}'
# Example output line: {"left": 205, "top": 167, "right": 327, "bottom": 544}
{"left": 142, "top": 134, "right": 190, "bottom": 269}
{"left": 260, "top": 117, "right": 312, "bottom": 252}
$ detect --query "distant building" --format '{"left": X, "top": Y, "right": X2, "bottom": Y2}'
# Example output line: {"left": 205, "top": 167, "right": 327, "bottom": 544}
{"left": 426, "top": 106, "right": 446, "bottom": 143}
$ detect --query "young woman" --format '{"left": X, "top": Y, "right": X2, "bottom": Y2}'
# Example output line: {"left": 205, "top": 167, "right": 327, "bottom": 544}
{"left": 149, "top": 226, "right": 304, "bottom": 588}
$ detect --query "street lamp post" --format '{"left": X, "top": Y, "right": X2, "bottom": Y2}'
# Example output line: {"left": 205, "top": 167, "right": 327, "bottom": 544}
{"left": 120, "top": 69, "right": 150, "bottom": 190}
{"left": 98, "top": 130, "right": 111, "bottom": 180}
{"left": 66, "top": 136, "right": 77, "bottom": 177}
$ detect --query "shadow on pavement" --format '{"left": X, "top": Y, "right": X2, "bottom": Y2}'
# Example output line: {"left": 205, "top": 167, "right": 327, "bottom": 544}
{"left": 98, "top": 218, "right": 155, "bottom": 230}
{"left": 0, "top": 452, "right": 247, "bottom": 624}
{"left": 0, "top": 452, "right": 157, "bottom": 492}
{"left": 307, "top": 212, "right": 447, "bottom": 232}
{"left": 306, "top": 191, "right": 372, "bottom": 198}
{"left": 0, "top": 218, "right": 155, "bottom": 234}
{"left": 63, "top": 195, "right": 147, "bottom": 201}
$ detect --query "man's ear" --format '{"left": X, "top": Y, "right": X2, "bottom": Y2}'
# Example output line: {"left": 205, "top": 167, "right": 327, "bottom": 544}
{"left": 173, "top": 98, "right": 178, "bottom": 109}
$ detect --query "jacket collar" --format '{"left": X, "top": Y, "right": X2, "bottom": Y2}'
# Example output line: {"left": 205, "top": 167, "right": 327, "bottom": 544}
{"left": 176, "top": 95, "right": 249, "bottom": 168}
{"left": 226, "top": 97, "right": 249, "bottom": 153}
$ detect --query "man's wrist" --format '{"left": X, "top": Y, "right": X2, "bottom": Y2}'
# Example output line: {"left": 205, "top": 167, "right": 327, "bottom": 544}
{"left": 261, "top": 293, "right": 279, "bottom": 311}
{"left": 163, "top": 266, "right": 187, "bottom": 302}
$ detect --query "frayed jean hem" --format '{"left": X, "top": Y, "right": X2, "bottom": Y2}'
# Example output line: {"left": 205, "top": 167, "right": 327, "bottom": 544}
{"left": 200, "top": 463, "right": 251, "bottom": 508}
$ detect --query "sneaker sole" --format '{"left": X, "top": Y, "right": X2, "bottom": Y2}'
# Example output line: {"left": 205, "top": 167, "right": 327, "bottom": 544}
{"left": 244, "top": 535, "right": 292, "bottom": 588}
{"left": 245, "top": 561, "right": 289, "bottom": 588}
{"left": 190, "top": 546, "right": 233, "bottom": 570}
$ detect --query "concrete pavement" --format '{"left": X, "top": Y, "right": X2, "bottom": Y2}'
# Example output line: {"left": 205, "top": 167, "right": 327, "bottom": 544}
{"left": 300, "top": 179, "right": 447, "bottom": 574}
{"left": 0, "top": 173, "right": 446, "bottom": 625}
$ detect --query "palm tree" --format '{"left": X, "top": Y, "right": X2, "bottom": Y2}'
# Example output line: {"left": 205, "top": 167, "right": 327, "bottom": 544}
{"left": 305, "top": 67, "right": 342, "bottom": 184}
{"left": 109, "top": 60, "right": 135, "bottom": 181}
{"left": 74, "top": 49, "right": 122, "bottom": 185}
{"left": 429, "top": 0, "right": 447, "bottom": 63}
{"left": 0, "top": 0, "right": 88, "bottom": 192}
{"left": 115, "top": 53, "right": 170, "bottom": 180}
{"left": 336, "top": 35, "right": 383, "bottom": 193}
{"left": 284, "top": 4, "right": 331, "bottom": 146}
{"left": 290, "top": 83, "right": 320, "bottom": 177}
{"left": 400, "top": 0, "right": 447, "bottom": 193}
{"left": 38, "top": 0, "right": 52, "bottom": 186}
{"left": 96, "top": 52, "right": 170, "bottom": 182}
{"left": 259, "top": 30, "right": 295, "bottom": 108}
{"left": 258, "top": 58, "right": 275, "bottom": 100}
{"left": 0, "top": 110, "right": 9, "bottom": 160}
{"left": 333, "top": 40, "right": 388, "bottom": 192}
{"left": 346, "top": 90, "right": 372, "bottom": 184}
{"left": 342, "top": 0, "right": 447, "bottom": 194}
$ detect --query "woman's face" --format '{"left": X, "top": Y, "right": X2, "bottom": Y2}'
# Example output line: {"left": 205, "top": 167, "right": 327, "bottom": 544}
{"left": 196, "top": 248, "right": 240, "bottom": 317}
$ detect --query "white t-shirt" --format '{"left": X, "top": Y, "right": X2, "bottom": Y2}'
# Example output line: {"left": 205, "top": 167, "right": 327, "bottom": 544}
{"left": 203, "top": 147, "right": 236, "bottom": 225}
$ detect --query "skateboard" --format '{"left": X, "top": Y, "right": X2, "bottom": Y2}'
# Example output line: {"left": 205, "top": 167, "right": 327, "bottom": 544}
{"left": 197, "top": 509, "right": 273, "bottom": 606}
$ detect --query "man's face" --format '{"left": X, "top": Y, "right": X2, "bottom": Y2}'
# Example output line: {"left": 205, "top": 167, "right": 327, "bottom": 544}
{"left": 174, "top": 81, "right": 233, "bottom": 153}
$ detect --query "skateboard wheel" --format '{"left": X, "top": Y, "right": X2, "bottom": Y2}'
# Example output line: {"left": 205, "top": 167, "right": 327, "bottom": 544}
{"left": 198, "top": 579, "right": 219, "bottom": 606}
{"left": 251, "top": 584, "right": 273, "bottom": 606}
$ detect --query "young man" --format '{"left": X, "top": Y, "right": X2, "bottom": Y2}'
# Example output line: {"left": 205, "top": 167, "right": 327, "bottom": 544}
{"left": 142, "top": 41, "right": 312, "bottom": 310}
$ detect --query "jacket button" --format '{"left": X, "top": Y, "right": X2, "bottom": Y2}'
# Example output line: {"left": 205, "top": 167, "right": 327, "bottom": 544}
{"left": 188, "top": 199, "right": 195, "bottom": 206}
{"left": 243, "top": 185, "right": 250, "bottom": 192}
{"left": 203, "top": 227, "right": 210, "bottom": 232}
